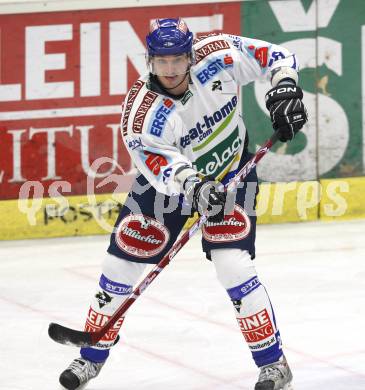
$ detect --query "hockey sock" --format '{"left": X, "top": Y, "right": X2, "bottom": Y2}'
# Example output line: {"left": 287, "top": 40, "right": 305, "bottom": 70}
{"left": 80, "top": 254, "right": 146, "bottom": 362}
{"left": 211, "top": 248, "right": 283, "bottom": 367}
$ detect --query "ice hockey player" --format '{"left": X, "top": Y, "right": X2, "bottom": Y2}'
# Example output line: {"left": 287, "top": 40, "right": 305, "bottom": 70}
{"left": 59, "top": 18, "right": 307, "bottom": 390}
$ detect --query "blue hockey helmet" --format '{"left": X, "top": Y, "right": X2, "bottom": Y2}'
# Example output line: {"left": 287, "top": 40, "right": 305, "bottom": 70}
{"left": 146, "top": 18, "right": 193, "bottom": 57}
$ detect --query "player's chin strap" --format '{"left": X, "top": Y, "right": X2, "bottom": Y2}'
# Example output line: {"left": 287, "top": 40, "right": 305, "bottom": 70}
{"left": 48, "top": 130, "right": 280, "bottom": 348}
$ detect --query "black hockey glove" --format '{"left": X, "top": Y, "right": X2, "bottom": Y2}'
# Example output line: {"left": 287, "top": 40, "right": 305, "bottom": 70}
{"left": 185, "top": 176, "right": 226, "bottom": 223}
{"left": 265, "top": 85, "right": 308, "bottom": 142}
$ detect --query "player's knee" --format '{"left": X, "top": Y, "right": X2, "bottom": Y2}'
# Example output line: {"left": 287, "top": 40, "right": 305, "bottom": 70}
{"left": 93, "top": 254, "right": 147, "bottom": 313}
{"left": 102, "top": 253, "right": 147, "bottom": 287}
{"left": 211, "top": 248, "right": 257, "bottom": 289}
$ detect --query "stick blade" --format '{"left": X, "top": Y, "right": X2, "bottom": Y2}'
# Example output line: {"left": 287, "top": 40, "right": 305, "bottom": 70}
{"left": 48, "top": 322, "right": 93, "bottom": 347}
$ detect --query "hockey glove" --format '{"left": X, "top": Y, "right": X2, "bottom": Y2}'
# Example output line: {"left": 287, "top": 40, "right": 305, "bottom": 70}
{"left": 184, "top": 176, "right": 226, "bottom": 223}
{"left": 265, "top": 85, "right": 308, "bottom": 142}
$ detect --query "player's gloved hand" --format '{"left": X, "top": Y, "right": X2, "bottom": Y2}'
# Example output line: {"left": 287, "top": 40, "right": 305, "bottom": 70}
{"left": 265, "top": 84, "right": 308, "bottom": 142}
{"left": 184, "top": 176, "right": 226, "bottom": 223}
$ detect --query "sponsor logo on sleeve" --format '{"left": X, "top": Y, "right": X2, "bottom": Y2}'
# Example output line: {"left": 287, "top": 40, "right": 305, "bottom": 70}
{"left": 143, "top": 151, "right": 168, "bottom": 175}
{"left": 202, "top": 204, "right": 251, "bottom": 242}
{"left": 195, "top": 39, "right": 230, "bottom": 64}
{"left": 246, "top": 45, "right": 269, "bottom": 68}
{"left": 133, "top": 90, "right": 158, "bottom": 134}
{"left": 269, "top": 51, "right": 286, "bottom": 67}
{"left": 115, "top": 214, "right": 170, "bottom": 258}
{"left": 195, "top": 55, "right": 234, "bottom": 85}
{"left": 122, "top": 80, "right": 144, "bottom": 136}
{"left": 228, "top": 35, "right": 243, "bottom": 51}
{"left": 245, "top": 45, "right": 286, "bottom": 69}
{"left": 149, "top": 98, "right": 175, "bottom": 137}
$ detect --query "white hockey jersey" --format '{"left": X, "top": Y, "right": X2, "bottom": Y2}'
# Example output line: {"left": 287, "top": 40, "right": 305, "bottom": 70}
{"left": 121, "top": 34, "right": 299, "bottom": 196}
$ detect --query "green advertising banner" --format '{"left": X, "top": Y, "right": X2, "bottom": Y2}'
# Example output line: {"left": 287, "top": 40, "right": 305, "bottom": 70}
{"left": 241, "top": 0, "right": 365, "bottom": 182}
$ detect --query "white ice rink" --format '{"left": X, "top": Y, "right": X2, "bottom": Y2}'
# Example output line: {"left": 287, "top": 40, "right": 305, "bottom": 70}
{"left": 0, "top": 219, "right": 365, "bottom": 390}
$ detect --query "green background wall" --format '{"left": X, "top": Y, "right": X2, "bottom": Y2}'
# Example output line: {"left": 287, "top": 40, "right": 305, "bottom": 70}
{"left": 241, "top": 0, "right": 364, "bottom": 182}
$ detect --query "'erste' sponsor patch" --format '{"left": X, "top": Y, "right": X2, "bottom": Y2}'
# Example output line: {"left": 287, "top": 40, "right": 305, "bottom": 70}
{"left": 148, "top": 98, "right": 175, "bottom": 137}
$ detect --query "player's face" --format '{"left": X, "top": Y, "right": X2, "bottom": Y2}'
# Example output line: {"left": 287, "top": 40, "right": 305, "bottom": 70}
{"left": 150, "top": 54, "right": 190, "bottom": 90}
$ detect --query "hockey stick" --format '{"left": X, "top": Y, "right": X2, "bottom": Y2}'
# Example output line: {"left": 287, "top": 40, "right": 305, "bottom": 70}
{"left": 48, "top": 130, "right": 280, "bottom": 347}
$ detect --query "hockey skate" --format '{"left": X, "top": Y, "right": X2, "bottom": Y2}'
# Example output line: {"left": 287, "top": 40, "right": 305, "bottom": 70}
{"left": 254, "top": 355, "right": 293, "bottom": 390}
{"left": 59, "top": 357, "right": 104, "bottom": 390}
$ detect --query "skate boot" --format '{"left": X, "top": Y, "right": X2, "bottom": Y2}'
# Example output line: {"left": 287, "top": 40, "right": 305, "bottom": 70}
{"left": 59, "top": 357, "right": 105, "bottom": 390}
{"left": 254, "top": 355, "right": 293, "bottom": 390}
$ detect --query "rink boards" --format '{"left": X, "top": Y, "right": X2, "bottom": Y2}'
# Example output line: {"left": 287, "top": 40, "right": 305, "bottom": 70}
{"left": 1, "top": 0, "right": 365, "bottom": 240}
{"left": 0, "top": 177, "right": 364, "bottom": 240}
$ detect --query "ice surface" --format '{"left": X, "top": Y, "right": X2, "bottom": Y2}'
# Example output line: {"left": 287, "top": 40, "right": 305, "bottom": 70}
{"left": 0, "top": 219, "right": 364, "bottom": 389}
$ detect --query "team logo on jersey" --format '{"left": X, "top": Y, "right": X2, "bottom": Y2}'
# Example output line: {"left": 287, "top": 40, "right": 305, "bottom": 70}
{"left": 195, "top": 55, "right": 234, "bottom": 85}
{"left": 202, "top": 204, "right": 250, "bottom": 242}
{"left": 180, "top": 95, "right": 238, "bottom": 149}
{"left": 212, "top": 80, "right": 222, "bottom": 91}
{"left": 195, "top": 39, "right": 230, "bottom": 64}
{"left": 149, "top": 98, "right": 175, "bottom": 137}
{"left": 115, "top": 214, "right": 170, "bottom": 258}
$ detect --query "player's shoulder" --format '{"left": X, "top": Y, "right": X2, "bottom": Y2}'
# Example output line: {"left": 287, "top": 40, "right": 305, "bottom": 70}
{"left": 192, "top": 33, "right": 234, "bottom": 63}
{"left": 122, "top": 75, "right": 177, "bottom": 138}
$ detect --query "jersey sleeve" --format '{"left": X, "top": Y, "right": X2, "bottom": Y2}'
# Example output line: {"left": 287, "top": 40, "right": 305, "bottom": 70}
{"left": 122, "top": 114, "right": 192, "bottom": 196}
{"left": 222, "top": 34, "right": 299, "bottom": 86}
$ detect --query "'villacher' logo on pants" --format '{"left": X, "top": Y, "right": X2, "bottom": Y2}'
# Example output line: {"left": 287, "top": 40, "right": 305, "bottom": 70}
{"left": 115, "top": 214, "right": 170, "bottom": 258}
{"left": 202, "top": 204, "right": 251, "bottom": 242}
